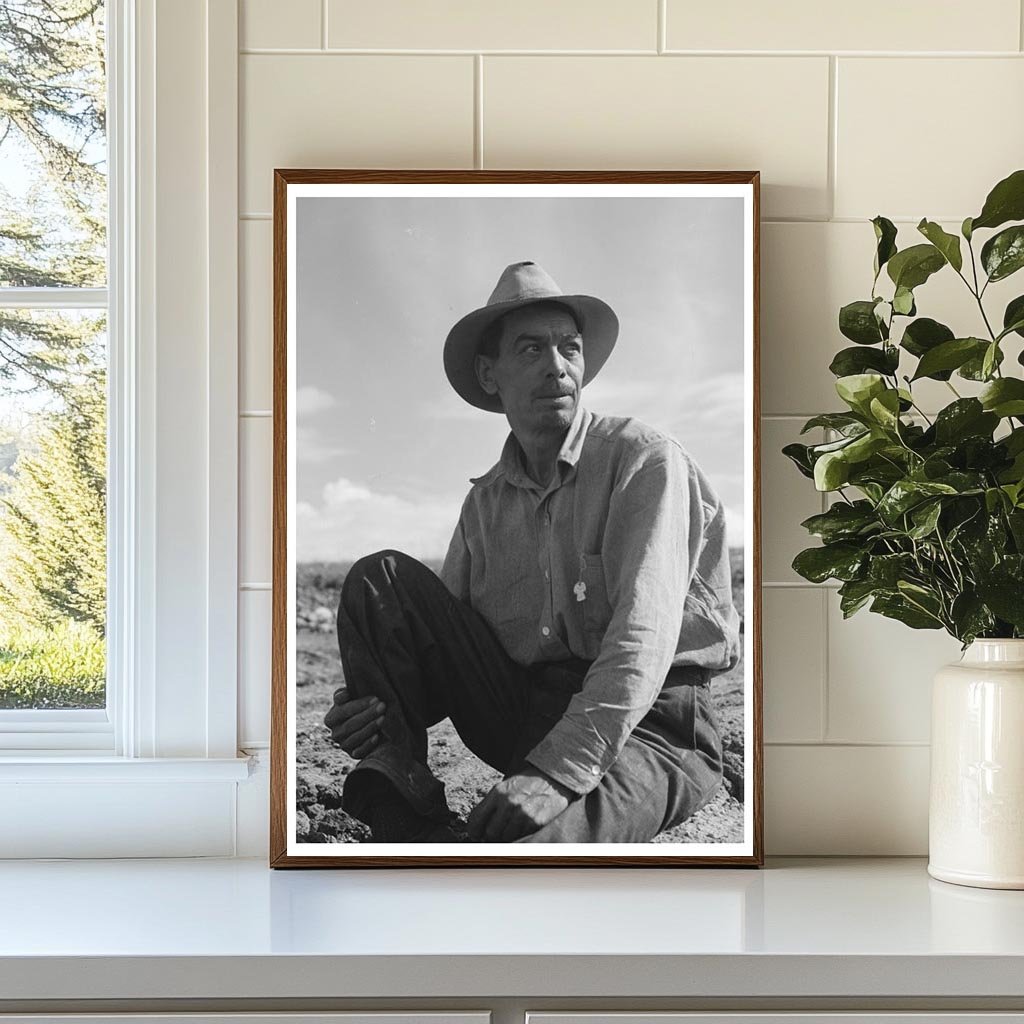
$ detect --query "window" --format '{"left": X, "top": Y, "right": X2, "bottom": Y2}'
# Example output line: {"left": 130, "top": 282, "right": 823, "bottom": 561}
{"left": 0, "top": 0, "right": 111, "bottom": 747}
{"left": 0, "top": 0, "right": 246, "bottom": 856}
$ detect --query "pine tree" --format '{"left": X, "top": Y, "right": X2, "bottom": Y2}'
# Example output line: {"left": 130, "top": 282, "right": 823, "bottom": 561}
{"left": 0, "top": 1, "right": 107, "bottom": 649}
{"left": 0, "top": 0, "right": 106, "bottom": 396}
{"left": 0, "top": 369, "right": 105, "bottom": 633}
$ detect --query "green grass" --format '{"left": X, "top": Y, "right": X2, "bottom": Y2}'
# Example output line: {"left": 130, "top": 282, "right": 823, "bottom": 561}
{"left": 0, "top": 619, "right": 105, "bottom": 709}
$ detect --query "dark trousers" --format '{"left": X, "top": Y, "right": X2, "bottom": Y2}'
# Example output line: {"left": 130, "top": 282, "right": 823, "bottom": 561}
{"left": 336, "top": 550, "right": 724, "bottom": 843}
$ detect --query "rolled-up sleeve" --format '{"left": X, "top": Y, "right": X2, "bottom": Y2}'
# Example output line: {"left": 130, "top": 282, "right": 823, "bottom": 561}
{"left": 525, "top": 440, "right": 707, "bottom": 794}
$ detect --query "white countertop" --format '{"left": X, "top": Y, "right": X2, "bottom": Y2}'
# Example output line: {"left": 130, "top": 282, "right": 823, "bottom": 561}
{"left": 1, "top": 856, "right": 1023, "bottom": 1001}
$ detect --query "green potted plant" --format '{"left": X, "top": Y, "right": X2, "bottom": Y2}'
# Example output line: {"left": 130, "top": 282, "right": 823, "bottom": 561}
{"left": 784, "top": 168, "right": 1024, "bottom": 889}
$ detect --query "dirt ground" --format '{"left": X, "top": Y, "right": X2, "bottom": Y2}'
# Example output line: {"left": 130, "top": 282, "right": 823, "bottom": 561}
{"left": 294, "top": 558, "right": 746, "bottom": 845}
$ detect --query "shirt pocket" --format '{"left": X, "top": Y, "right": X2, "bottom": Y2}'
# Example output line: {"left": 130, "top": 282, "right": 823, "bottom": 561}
{"left": 579, "top": 553, "right": 613, "bottom": 637}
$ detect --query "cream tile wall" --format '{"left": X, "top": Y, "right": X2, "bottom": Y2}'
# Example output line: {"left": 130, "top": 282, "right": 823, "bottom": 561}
{"left": 235, "top": 0, "right": 1024, "bottom": 854}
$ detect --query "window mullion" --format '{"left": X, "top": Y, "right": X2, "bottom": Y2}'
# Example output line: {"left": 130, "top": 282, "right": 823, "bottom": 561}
{"left": 0, "top": 287, "right": 108, "bottom": 310}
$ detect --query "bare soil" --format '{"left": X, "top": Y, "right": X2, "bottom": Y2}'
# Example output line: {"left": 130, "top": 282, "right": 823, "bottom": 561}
{"left": 294, "top": 558, "right": 746, "bottom": 845}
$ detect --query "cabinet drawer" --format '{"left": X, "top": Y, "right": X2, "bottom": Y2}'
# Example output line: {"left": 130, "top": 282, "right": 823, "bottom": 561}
{"left": 0, "top": 1016, "right": 490, "bottom": 1024}
{"left": 528, "top": 1016, "right": 1024, "bottom": 1024}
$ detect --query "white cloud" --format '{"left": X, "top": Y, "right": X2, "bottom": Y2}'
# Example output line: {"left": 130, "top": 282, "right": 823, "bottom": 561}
{"left": 298, "top": 476, "right": 461, "bottom": 563}
{"left": 297, "top": 424, "right": 347, "bottom": 464}
{"left": 297, "top": 385, "right": 337, "bottom": 416}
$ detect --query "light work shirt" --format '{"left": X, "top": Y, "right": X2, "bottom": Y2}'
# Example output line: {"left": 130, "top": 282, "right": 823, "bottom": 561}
{"left": 440, "top": 406, "right": 741, "bottom": 795}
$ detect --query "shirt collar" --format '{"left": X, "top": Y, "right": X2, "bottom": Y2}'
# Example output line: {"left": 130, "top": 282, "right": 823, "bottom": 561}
{"left": 491, "top": 404, "right": 591, "bottom": 491}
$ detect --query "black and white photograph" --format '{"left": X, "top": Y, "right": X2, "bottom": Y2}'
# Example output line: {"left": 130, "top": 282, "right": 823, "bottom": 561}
{"left": 272, "top": 171, "right": 761, "bottom": 866}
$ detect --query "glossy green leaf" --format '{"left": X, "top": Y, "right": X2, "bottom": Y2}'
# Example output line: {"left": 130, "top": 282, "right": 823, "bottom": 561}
{"left": 981, "top": 225, "right": 1024, "bottom": 282}
{"left": 911, "top": 337, "right": 987, "bottom": 381}
{"left": 887, "top": 244, "right": 946, "bottom": 291}
{"left": 932, "top": 470, "right": 987, "bottom": 494}
{"left": 892, "top": 286, "right": 916, "bottom": 316}
{"left": 845, "top": 431, "right": 888, "bottom": 464}
{"left": 900, "top": 318, "right": 955, "bottom": 370}
{"left": 970, "top": 168, "right": 1024, "bottom": 232}
{"left": 835, "top": 373, "right": 886, "bottom": 413}
{"left": 933, "top": 399, "right": 999, "bottom": 445}
{"left": 809, "top": 433, "right": 866, "bottom": 456}
{"left": 877, "top": 479, "right": 958, "bottom": 524}
{"left": 868, "top": 389, "right": 902, "bottom": 430}
{"left": 908, "top": 500, "right": 943, "bottom": 539}
{"left": 985, "top": 487, "right": 1009, "bottom": 514}
{"left": 980, "top": 378, "right": 1024, "bottom": 418}
{"left": 917, "top": 218, "right": 963, "bottom": 272}
{"left": 962, "top": 216, "right": 974, "bottom": 241}
{"left": 800, "top": 501, "right": 879, "bottom": 543}
{"left": 792, "top": 543, "right": 866, "bottom": 584}
{"left": 829, "top": 345, "right": 899, "bottom": 378}
{"left": 814, "top": 450, "right": 851, "bottom": 491}
{"left": 976, "top": 579, "right": 1024, "bottom": 629}
{"left": 782, "top": 442, "right": 815, "bottom": 479}
{"left": 871, "top": 593, "right": 943, "bottom": 630}
{"left": 950, "top": 593, "right": 995, "bottom": 644}
{"left": 1009, "top": 509, "right": 1024, "bottom": 548}
{"left": 800, "top": 412, "right": 866, "bottom": 435}
{"left": 1003, "top": 295, "right": 1024, "bottom": 339}
{"left": 872, "top": 216, "right": 898, "bottom": 278}
{"left": 838, "top": 578, "right": 878, "bottom": 618}
{"left": 959, "top": 343, "right": 1004, "bottom": 381}
{"left": 1005, "top": 428, "right": 1024, "bottom": 458}
{"left": 982, "top": 341, "right": 1000, "bottom": 381}
{"left": 839, "top": 299, "right": 886, "bottom": 345}
{"left": 868, "top": 552, "right": 915, "bottom": 587}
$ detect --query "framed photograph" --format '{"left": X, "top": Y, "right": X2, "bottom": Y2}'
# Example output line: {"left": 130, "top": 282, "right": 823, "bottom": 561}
{"left": 270, "top": 170, "right": 762, "bottom": 867}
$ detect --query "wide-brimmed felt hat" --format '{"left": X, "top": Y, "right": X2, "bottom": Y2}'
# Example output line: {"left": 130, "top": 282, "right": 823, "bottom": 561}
{"left": 443, "top": 261, "right": 619, "bottom": 413}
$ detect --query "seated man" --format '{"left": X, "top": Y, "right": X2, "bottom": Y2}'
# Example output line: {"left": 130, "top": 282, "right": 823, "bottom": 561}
{"left": 324, "top": 261, "right": 740, "bottom": 844}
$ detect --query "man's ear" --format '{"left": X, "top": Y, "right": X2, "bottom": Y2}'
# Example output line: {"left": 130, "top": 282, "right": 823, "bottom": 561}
{"left": 475, "top": 353, "right": 499, "bottom": 396}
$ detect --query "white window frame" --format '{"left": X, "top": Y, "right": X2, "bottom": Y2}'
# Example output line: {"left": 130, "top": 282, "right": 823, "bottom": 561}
{"left": 0, "top": 0, "right": 250, "bottom": 857}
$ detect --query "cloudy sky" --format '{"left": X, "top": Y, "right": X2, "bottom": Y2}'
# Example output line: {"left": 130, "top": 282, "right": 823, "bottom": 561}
{"left": 294, "top": 194, "right": 747, "bottom": 563}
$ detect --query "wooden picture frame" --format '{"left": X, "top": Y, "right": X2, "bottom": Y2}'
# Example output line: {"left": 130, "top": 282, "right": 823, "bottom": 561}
{"left": 270, "top": 170, "right": 763, "bottom": 867}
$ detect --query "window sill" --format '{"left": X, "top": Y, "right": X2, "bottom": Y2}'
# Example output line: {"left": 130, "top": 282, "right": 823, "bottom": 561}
{"left": 0, "top": 756, "right": 254, "bottom": 857}
{"left": 0, "top": 857, "right": 1022, "bottom": 1005}
{"left": 0, "top": 754, "right": 252, "bottom": 782}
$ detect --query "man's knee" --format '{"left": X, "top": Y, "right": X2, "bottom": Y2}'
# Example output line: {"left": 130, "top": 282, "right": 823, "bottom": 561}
{"left": 339, "top": 549, "right": 423, "bottom": 615}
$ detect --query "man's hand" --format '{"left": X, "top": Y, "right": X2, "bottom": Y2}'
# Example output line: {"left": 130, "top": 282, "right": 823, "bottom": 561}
{"left": 324, "top": 685, "right": 385, "bottom": 759}
{"left": 467, "top": 766, "right": 574, "bottom": 842}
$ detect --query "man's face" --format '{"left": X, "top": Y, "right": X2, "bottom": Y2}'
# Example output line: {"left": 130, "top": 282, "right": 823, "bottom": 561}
{"left": 476, "top": 304, "right": 585, "bottom": 438}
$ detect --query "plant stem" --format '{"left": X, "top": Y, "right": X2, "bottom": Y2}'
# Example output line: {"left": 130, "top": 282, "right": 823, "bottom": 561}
{"left": 906, "top": 398, "right": 933, "bottom": 427}
{"left": 935, "top": 528, "right": 965, "bottom": 592}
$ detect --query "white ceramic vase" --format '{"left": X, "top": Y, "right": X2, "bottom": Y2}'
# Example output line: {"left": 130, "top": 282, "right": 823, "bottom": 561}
{"left": 929, "top": 638, "right": 1024, "bottom": 889}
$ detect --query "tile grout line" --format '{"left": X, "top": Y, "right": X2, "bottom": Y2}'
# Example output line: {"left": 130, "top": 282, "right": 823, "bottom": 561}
{"left": 236, "top": 213, "right": 970, "bottom": 226}
{"left": 1021, "top": 0, "right": 1024, "bottom": 51}
{"left": 766, "top": 740, "right": 931, "bottom": 748}
{"left": 474, "top": 55, "right": 484, "bottom": 169}
{"left": 657, "top": 0, "right": 666, "bottom": 53}
{"left": 237, "top": 47, "right": 1024, "bottom": 57}
{"left": 321, "top": 0, "right": 328, "bottom": 50}
{"left": 820, "top": 587, "right": 830, "bottom": 743}
{"left": 827, "top": 55, "right": 838, "bottom": 220}
{"left": 762, "top": 581, "right": 841, "bottom": 589}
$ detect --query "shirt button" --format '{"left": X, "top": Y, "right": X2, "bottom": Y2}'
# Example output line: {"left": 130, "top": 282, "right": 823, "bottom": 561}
{"left": 590, "top": 766, "right": 600, "bottom": 775}
{"left": 541, "top": 626, "right": 550, "bottom": 637}
{"left": 544, "top": 569, "right": 550, "bottom": 580}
